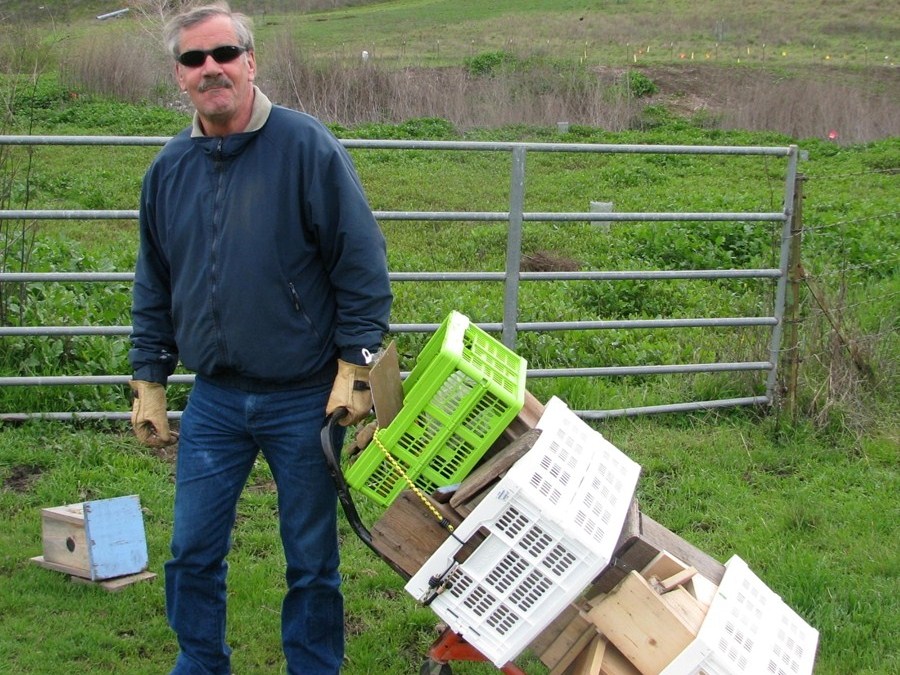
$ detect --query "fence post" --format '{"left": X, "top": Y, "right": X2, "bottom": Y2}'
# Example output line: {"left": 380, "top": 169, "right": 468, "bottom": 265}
{"left": 502, "top": 145, "right": 526, "bottom": 350}
{"left": 765, "top": 145, "right": 799, "bottom": 406}
{"left": 783, "top": 173, "right": 805, "bottom": 422}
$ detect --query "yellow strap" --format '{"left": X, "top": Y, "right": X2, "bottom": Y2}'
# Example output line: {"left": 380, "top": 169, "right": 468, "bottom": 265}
{"left": 370, "top": 428, "right": 454, "bottom": 533}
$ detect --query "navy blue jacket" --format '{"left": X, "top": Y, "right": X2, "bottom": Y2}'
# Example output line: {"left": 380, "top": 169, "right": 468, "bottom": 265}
{"left": 129, "top": 98, "right": 392, "bottom": 389}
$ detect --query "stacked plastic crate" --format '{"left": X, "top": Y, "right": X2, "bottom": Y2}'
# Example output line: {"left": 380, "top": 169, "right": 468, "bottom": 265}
{"left": 346, "top": 310, "right": 527, "bottom": 506}
{"left": 405, "top": 396, "right": 642, "bottom": 667}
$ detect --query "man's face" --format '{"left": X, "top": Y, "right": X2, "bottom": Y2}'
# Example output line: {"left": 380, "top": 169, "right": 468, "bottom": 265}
{"left": 174, "top": 14, "right": 256, "bottom": 135}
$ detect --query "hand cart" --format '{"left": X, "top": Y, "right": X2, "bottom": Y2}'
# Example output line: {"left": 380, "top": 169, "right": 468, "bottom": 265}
{"left": 321, "top": 410, "right": 528, "bottom": 675}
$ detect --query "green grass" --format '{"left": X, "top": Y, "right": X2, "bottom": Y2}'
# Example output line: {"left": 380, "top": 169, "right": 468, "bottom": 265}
{"left": 259, "top": 0, "right": 898, "bottom": 68}
{"left": 1, "top": 413, "right": 897, "bottom": 673}
{"left": 0, "top": 1, "right": 897, "bottom": 673}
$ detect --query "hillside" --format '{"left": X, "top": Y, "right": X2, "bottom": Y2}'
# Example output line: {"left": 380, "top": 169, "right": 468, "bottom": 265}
{"left": 2, "top": 0, "right": 897, "bottom": 140}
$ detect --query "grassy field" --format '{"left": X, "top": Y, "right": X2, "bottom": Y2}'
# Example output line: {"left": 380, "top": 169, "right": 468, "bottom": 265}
{"left": 1, "top": 413, "right": 897, "bottom": 674}
{"left": 1, "top": 1, "right": 898, "bottom": 673}
{"left": 20, "top": 0, "right": 890, "bottom": 66}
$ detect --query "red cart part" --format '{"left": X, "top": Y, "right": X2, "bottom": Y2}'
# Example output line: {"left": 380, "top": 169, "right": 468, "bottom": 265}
{"left": 427, "top": 627, "right": 528, "bottom": 675}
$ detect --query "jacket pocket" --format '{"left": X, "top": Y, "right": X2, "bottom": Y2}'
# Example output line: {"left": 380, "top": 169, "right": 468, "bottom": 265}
{"left": 287, "top": 281, "right": 326, "bottom": 344}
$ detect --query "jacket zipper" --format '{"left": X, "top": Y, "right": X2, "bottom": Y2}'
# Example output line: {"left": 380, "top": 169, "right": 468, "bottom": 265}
{"left": 288, "top": 282, "right": 302, "bottom": 311}
{"left": 210, "top": 138, "right": 228, "bottom": 360}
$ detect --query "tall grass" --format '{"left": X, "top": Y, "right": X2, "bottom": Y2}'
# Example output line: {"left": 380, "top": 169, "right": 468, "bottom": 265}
{"left": 718, "top": 74, "right": 900, "bottom": 142}
{"left": 59, "top": 30, "right": 899, "bottom": 140}
{"left": 263, "top": 35, "right": 645, "bottom": 130}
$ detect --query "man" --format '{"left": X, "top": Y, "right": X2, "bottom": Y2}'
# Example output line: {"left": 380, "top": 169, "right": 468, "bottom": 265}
{"left": 127, "top": 3, "right": 392, "bottom": 673}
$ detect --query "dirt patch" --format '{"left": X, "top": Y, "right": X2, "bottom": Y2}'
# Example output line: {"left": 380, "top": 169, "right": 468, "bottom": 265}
{"left": 521, "top": 250, "right": 581, "bottom": 272}
{"left": 150, "top": 442, "right": 178, "bottom": 464}
{"left": 246, "top": 477, "right": 278, "bottom": 494}
{"left": 3, "top": 464, "right": 43, "bottom": 493}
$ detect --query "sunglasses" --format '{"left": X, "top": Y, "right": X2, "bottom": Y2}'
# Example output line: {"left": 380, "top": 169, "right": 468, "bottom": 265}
{"left": 176, "top": 45, "right": 247, "bottom": 68}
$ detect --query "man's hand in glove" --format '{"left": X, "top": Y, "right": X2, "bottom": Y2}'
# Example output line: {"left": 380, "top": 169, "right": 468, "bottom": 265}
{"left": 326, "top": 359, "right": 373, "bottom": 426}
{"left": 129, "top": 380, "right": 178, "bottom": 447}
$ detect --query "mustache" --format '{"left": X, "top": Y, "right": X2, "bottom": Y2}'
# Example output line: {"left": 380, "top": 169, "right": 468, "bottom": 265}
{"left": 198, "top": 77, "right": 233, "bottom": 93}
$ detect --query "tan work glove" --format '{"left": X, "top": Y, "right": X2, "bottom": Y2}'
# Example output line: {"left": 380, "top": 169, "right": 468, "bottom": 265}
{"left": 129, "top": 380, "right": 177, "bottom": 447}
{"left": 326, "top": 359, "right": 373, "bottom": 426}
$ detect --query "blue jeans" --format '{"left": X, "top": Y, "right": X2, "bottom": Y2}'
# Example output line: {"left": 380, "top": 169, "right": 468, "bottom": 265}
{"left": 166, "top": 377, "right": 344, "bottom": 675}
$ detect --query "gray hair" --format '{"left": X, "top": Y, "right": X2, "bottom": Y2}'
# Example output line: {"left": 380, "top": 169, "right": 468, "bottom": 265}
{"left": 163, "top": 2, "right": 254, "bottom": 60}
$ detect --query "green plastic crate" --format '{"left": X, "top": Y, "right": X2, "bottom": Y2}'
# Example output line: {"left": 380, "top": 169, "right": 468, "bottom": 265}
{"left": 345, "top": 311, "right": 527, "bottom": 507}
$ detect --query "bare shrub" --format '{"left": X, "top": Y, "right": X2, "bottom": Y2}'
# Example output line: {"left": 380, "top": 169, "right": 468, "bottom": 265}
{"left": 520, "top": 251, "right": 581, "bottom": 272}
{"left": 260, "top": 37, "right": 643, "bottom": 130}
{"left": 0, "top": 41, "right": 41, "bottom": 326}
{"left": 51, "top": 13, "right": 897, "bottom": 141}
{"left": 0, "top": 24, "right": 59, "bottom": 76}
{"left": 127, "top": 0, "right": 192, "bottom": 44}
{"left": 262, "top": 34, "right": 396, "bottom": 122}
{"left": 59, "top": 33, "right": 173, "bottom": 104}
{"left": 800, "top": 281, "right": 897, "bottom": 437}
{"left": 718, "top": 76, "right": 900, "bottom": 141}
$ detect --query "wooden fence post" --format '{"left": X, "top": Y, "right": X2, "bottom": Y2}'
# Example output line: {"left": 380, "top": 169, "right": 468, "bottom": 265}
{"left": 783, "top": 173, "right": 805, "bottom": 422}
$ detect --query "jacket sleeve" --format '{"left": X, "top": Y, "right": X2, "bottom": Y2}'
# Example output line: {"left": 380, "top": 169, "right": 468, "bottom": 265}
{"left": 128, "top": 171, "right": 179, "bottom": 384}
{"left": 307, "top": 131, "right": 392, "bottom": 364}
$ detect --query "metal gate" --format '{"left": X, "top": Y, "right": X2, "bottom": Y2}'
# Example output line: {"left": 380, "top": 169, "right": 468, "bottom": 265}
{"left": 0, "top": 135, "right": 800, "bottom": 421}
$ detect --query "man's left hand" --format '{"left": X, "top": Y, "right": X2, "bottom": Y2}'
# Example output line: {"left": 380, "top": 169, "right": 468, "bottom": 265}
{"left": 326, "top": 359, "right": 373, "bottom": 426}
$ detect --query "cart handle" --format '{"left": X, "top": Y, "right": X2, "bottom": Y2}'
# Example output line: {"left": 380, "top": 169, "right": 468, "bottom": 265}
{"left": 321, "top": 408, "right": 411, "bottom": 580}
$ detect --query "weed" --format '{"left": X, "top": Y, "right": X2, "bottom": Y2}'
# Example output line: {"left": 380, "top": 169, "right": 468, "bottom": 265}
{"left": 464, "top": 50, "right": 516, "bottom": 77}
{"left": 624, "top": 70, "right": 659, "bottom": 98}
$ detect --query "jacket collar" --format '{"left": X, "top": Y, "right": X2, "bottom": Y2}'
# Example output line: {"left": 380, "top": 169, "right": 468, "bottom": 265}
{"left": 190, "top": 86, "right": 273, "bottom": 138}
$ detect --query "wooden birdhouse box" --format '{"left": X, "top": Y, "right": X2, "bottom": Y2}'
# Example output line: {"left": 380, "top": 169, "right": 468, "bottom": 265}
{"left": 33, "top": 495, "right": 149, "bottom": 582}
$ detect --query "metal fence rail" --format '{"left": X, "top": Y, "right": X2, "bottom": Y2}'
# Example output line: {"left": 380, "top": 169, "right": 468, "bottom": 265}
{"left": 0, "top": 135, "right": 800, "bottom": 421}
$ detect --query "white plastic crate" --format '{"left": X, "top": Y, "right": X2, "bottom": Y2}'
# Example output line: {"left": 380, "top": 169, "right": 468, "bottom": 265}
{"left": 405, "top": 396, "right": 641, "bottom": 667}
{"left": 662, "top": 555, "right": 819, "bottom": 675}
{"left": 511, "top": 395, "right": 642, "bottom": 551}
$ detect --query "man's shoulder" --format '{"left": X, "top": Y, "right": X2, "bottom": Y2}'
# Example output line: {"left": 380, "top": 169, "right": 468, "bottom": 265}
{"left": 163, "top": 126, "right": 193, "bottom": 147}
{"left": 266, "top": 106, "right": 337, "bottom": 139}
{"left": 153, "top": 128, "right": 193, "bottom": 161}
{"left": 257, "top": 107, "right": 347, "bottom": 163}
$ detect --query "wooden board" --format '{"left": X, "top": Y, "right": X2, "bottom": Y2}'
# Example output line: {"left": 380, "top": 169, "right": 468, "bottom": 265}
{"left": 641, "top": 550, "right": 694, "bottom": 583}
{"left": 589, "top": 510, "right": 724, "bottom": 596}
{"left": 82, "top": 495, "right": 148, "bottom": 580}
{"left": 31, "top": 555, "right": 91, "bottom": 579}
{"left": 369, "top": 340, "right": 403, "bottom": 428}
{"left": 597, "top": 642, "right": 643, "bottom": 675}
{"left": 537, "top": 608, "right": 596, "bottom": 674}
{"left": 31, "top": 556, "right": 156, "bottom": 592}
{"left": 567, "top": 634, "right": 607, "bottom": 675}
{"left": 639, "top": 514, "right": 725, "bottom": 585}
{"left": 659, "top": 586, "right": 706, "bottom": 635}
{"left": 369, "top": 490, "right": 467, "bottom": 577}
{"left": 585, "top": 571, "right": 699, "bottom": 675}
{"left": 70, "top": 570, "right": 157, "bottom": 592}
{"left": 565, "top": 635, "right": 644, "bottom": 675}
{"left": 641, "top": 550, "right": 697, "bottom": 595}
{"left": 449, "top": 428, "right": 541, "bottom": 511}
{"left": 41, "top": 505, "right": 90, "bottom": 576}
{"left": 528, "top": 604, "right": 585, "bottom": 667}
